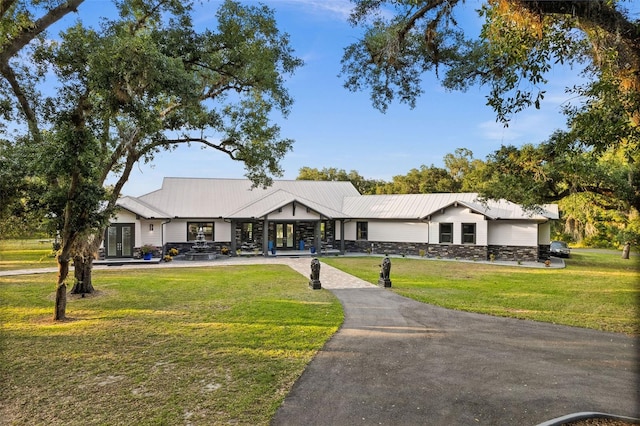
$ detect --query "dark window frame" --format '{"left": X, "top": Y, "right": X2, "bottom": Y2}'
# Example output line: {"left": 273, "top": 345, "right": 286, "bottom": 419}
{"left": 462, "top": 223, "right": 476, "bottom": 244}
{"left": 439, "top": 223, "right": 453, "bottom": 244}
{"left": 187, "top": 222, "right": 214, "bottom": 241}
{"left": 356, "top": 221, "right": 368, "bottom": 240}
{"left": 241, "top": 222, "right": 254, "bottom": 242}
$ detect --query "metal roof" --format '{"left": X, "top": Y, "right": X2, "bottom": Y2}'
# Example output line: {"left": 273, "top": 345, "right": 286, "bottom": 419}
{"left": 116, "top": 196, "right": 172, "bottom": 219}
{"left": 342, "top": 193, "right": 558, "bottom": 220}
{"left": 226, "top": 189, "right": 347, "bottom": 219}
{"left": 118, "top": 179, "right": 558, "bottom": 221}
{"left": 132, "top": 177, "right": 360, "bottom": 219}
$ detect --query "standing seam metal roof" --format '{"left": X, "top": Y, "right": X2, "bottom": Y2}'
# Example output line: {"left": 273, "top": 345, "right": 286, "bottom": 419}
{"left": 122, "top": 178, "right": 558, "bottom": 221}
{"left": 135, "top": 177, "right": 360, "bottom": 218}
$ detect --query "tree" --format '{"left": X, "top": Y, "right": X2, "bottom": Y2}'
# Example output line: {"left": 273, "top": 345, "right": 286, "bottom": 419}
{"left": 340, "top": 0, "right": 639, "bottom": 251}
{"left": 476, "top": 132, "right": 639, "bottom": 249}
{"left": 377, "top": 164, "right": 458, "bottom": 194}
{"left": 341, "top": 1, "right": 639, "bottom": 137}
{"left": 297, "top": 166, "right": 384, "bottom": 194}
{"left": 1, "top": 0, "right": 302, "bottom": 319}
{"left": 442, "top": 148, "right": 485, "bottom": 192}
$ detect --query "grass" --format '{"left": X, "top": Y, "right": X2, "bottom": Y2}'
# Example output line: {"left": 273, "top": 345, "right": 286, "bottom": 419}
{"left": 0, "top": 265, "right": 343, "bottom": 425}
{"left": 0, "top": 239, "right": 58, "bottom": 271}
{"left": 322, "top": 251, "right": 640, "bottom": 335}
{"left": 1, "top": 241, "right": 638, "bottom": 424}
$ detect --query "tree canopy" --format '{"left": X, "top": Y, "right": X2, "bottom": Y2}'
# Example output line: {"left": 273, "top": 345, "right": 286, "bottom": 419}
{"left": 0, "top": 0, "right": 303, "bottom": 319}
{"left": 339, "top": 0, "right": 639, "bottom": 248}
{"left": 341, "top": 1, "right": 639, "bottom": 137}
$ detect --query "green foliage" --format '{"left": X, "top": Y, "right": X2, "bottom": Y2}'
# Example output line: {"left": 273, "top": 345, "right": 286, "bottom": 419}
{"left": 296, "top": 166, "right": 384, "bottom": 194}
{"left": 377, "top": 164, "right": 459, "bottom": 194}
{"left": 1, "top": 0, "right": 304, "bottom": 316}
{"left": 342, "top": 0, "right": 638, "bottom": 129}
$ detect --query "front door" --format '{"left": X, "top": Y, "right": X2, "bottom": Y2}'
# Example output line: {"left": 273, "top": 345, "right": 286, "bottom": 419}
{"left": 106, "top": 224, "right": 134, "bottom": 258}
{"left": 275, "top": 223, "right": 295, "bottom": 249}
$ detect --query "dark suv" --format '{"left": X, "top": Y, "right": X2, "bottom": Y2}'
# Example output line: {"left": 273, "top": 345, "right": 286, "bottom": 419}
{"left": 550, "top": 241, "right": 570, "bottom": 258}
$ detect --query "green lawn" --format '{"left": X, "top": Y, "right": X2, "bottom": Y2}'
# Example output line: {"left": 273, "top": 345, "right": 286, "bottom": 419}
{"left": 322, "top": 251, "right": 640, "bottom": 335}
{"left": 0, "top": 266, "right": 343, "bottom": 425}
{"left": 1, "top": 241, "right": 637, "bottom": 424}
{"left": 0, "top": 239, "right": 58, "bottom": 271}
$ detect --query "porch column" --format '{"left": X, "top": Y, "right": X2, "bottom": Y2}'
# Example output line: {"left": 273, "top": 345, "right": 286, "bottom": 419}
{"left": 314, "top": 220, "right": 321, "bottom": 254}
{"left": 262, "top": 218, "right": 269, "bottom": 256}
{"left": 230, "top": 220, "right": 237, "bottom": 255}
{"left": 340, "top": 220, "right": 345, "bottom": 254}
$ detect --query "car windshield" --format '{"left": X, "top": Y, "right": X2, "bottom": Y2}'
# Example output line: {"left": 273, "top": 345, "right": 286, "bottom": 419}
{"left": 552, "top": 242, "right": 567, "bottom": 248}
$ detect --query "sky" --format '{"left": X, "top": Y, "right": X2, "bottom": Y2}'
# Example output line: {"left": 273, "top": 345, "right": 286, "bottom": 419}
{"left": 61, "top": 0, "right": 583, "bottom": 196}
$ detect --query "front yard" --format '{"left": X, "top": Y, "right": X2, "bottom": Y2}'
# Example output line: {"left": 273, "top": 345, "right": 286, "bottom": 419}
{"left": 323, "top": 251, "right": 639, "bottom": 335}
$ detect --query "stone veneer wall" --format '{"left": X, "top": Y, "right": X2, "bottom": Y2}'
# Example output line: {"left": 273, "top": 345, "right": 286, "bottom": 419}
{"left": 345, "top": 241, "right": 430, "bottom": 256}
{"left": 487, "top": 245, "right": 539, "bottom": 262}
{"left": 538, "top": 244, "right": 551, "bottom": 261}
{"left": 164, "top": 242, "right": 231, "bottom": 255}
{"left": 427, "top": 245, "right": 488, "bottom": 260}
{"left": 345, "top": 241, "right": 541, "bottom": 262}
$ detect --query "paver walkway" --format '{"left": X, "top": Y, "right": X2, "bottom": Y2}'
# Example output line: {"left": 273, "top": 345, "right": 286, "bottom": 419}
{"left": 2, "top": 258, "right": 638, "bottom": 425}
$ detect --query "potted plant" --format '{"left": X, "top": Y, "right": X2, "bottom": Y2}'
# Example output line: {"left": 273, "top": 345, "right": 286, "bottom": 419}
{"left": 140, "top": 244, "right": 154, "bottom": 260}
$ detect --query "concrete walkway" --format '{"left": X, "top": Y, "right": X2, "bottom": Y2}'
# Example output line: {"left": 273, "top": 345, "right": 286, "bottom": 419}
{"left": 2, "top": 257, "right": 637, "bottom": 425}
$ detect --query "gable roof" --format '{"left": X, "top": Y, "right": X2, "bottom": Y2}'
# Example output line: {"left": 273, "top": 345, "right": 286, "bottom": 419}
{"left": 343, "top": 193, "right": 558, "bottom": 220}
{"left": 226, "top": 189, "right": 347, "bottom": 219}
{"left": 116, "top": 196, "right": 172, "bottom": 219}
{"left": 118, "top": 178, "right": 558, "bottom": 221}
{"left": 132, "top": 177, "right": 360, "bottom": 219}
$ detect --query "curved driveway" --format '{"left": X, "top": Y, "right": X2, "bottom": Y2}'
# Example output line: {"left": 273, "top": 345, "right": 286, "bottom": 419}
{"left": 273, "top": 259, "right": 639, "bottom": 425}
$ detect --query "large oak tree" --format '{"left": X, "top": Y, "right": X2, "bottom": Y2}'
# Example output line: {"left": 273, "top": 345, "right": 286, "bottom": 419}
{"left": 0, "top": 0, "right": 302, "bottom": 319}
{"left": 340, "top": 0, "right": 639, "bottom": 250}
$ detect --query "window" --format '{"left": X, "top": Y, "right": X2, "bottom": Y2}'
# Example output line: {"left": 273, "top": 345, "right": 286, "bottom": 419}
{"left": 462, "top": 223, "right": 476, "bottom": 244}
{"left": 242, "top": 223, "right": 253, "bottom": 241}
{"left": 439, "top": 223, "right": 453, "bottom": 243}
{"left": 188, "top": 222, "right": 214, "bottom": 241}
{"left": 356, "top": 222, "right": 368, "bottom": 240}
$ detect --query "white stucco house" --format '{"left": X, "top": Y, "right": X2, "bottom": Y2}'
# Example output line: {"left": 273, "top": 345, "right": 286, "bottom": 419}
{"left": 106, "top": 177, "right": 558, "bottom": 262}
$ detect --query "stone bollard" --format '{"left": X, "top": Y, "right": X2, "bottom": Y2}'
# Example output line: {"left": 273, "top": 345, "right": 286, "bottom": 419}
{"left": 309, "top": 257, "right": 321, "bottom": 289}
{"left": 378, "top": 256, "right": 392, "bottom": 287}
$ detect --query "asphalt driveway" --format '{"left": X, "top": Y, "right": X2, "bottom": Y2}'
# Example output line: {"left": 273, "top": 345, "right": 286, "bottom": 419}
{"left": 272, "top": 260, "right": 639, "bottom": 425}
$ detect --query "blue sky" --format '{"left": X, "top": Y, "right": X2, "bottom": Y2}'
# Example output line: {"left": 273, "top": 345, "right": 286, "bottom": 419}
{"left": 72, "top": 0, "right": 577, "bottom": 196}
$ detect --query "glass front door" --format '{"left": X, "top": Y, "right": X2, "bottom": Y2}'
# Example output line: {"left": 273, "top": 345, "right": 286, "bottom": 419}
{"left": 106, "top": 224, "right": 134, "bottom": 257}
{"left": 275, "top": 223, "right": 294, "bottom": 249}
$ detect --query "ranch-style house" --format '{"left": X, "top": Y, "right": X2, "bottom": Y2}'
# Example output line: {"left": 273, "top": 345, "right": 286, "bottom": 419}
{"left": 106, "top": 177, "right": 559, "bottom": 262}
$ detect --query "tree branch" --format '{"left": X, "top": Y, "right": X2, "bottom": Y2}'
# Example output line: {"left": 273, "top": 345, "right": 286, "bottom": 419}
{"left": 0, "top": 0, "right": 85, "bottom": 66}
{"left": 518, "top": 0, "right": 640, "bottom": 59}
{"left": 0, "top": 62, "right": 40, "bottom": 139}
{"left": 1, "top": 0, "right": 17, "bottom": 17}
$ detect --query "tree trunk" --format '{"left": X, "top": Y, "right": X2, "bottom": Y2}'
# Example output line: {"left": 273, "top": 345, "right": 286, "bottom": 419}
{"left": 71, "top": 253, "right": 95, "bottom": 294}
{"left": 622, "top": 242, "right": 631, "bottom": 260}
{"left": 54, "top": 257, "right": 70, "bottom": 321}
{"left": 70, "top": 230, "right": 103, "bottom": 294}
